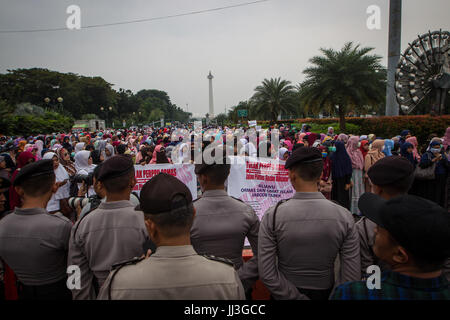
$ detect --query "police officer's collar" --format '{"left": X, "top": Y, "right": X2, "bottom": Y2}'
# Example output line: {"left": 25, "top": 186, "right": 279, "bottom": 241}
{"left": 200, "top": 189, "right": 228, "bottom": 198}
{"left": 292, "top": 192, "right": 326, "bottom": 200}
{"left": 98, "top": 200, "right": 135, "bottom": 210}
{"left": 14, "top": 207, "right": 48, "bottom": 216}
{"left": 151, "top": 245, "right": 197, "bottom": 258}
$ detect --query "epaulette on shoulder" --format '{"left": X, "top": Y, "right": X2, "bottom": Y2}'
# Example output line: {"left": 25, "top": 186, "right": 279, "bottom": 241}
{"left": 193, "top": 197, "right": 202, "bottom": 203}
{"left": 231, "top": 196, "right": 244, "bottom": 203}
{"left": 203, "top": 255, "right": 235, "bottom": 268}
{"left": 111, "top": 256, "right": 144, "bottom": 271}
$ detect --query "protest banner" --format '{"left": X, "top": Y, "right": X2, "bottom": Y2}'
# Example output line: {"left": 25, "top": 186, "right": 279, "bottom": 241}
{"left": 227, "top": 156, "right": 294, "bottom": 221}
{"left": 133, "top": 164, "right": 197, "bottom": 200}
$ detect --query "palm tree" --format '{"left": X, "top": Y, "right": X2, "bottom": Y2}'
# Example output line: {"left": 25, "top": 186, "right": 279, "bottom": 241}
{"left": 299, "top": 42, "right": 386, "bottom": 130}
{"left": 251, "top": 78, "right": 297, "bottom": 124}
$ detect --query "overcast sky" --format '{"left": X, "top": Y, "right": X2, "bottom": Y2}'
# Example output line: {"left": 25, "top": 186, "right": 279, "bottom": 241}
{"left": 1, "top": 0, "right": 449, "bottom": 117}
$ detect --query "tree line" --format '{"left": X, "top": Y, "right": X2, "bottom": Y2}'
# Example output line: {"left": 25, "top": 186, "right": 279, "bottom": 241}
{"left": 220, "top": 42, "right": 447, "bottom": 130}
{"left": 0, "top": 68, "right": 191, "bottom": 128}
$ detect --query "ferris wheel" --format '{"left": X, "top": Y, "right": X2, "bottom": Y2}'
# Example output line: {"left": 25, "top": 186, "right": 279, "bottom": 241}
{"left": 395, "top": 30, "right": 450, "bottom": 115}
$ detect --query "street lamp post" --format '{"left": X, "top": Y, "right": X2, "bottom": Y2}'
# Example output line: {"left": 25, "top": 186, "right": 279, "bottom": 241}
{"left": 101, "top": 106, "right": 113, "bottom": 129}
{"left": 44, "top": 97, "right": 63, "bottom": 112}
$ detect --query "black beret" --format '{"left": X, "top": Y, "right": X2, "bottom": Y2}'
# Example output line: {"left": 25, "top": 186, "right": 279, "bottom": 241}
{"left": 368, "top": 156, "right": 414, "bottom": 186}
{"left": 98, "top": 155, "right": 134, "bottom": 182}
{"left": 285, "top": 147, "right": 322, "bottom": 169}
{"left": 13, "top": 160, "right": 54, "bottom": 186}
{"left": 359, "top": 193, "right": 450, "bottom": 262}
{"left": 139, "top": 173, "right": 192, "bottom": 214}
{"left": 194, "top": 147, "right": 228, "bottom": 175}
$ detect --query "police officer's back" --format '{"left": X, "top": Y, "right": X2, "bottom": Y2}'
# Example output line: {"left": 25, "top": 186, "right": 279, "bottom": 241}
{"left": 258, "top": 147, "right": 360, "bottom": 300}
{"left": 357, "top": 156, "right": 450, "bottom": 281}
{"left": 68, "top": 155, "right": 148, "bottom": 300}
{"left": 190, "top": 156, "right": 260, "bottom": 292}
{"left": 98, "top": 173, "right": 245, "bottom": 300}
{"left": 0, "top": 160, "right": 72, "bottom": 300}
{"left": 356, "top": 156, "right": 415, "bottom": 276}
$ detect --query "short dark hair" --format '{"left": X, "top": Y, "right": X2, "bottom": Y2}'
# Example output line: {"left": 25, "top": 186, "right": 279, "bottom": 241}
{"left": 387, "top": 231, "right": 447, "bottom": 273}
{"left": 145, "top": 195, "right": 195, "bottom": 237}
{"left": 101, "top": 168, "right": 134, "bottom": 193}
{"left": 292, "top": 160, "right": 323, "bottom": 182}
{"left": 20, "top": 173, "right": 56, "bottom": 197}
{"left": 202, "top": 164, "right": 230, "bottom": 185}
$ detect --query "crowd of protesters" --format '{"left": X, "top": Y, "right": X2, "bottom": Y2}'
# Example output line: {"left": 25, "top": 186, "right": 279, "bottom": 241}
{"left": 0, "top": 123, "right": 449, "bottom": 300}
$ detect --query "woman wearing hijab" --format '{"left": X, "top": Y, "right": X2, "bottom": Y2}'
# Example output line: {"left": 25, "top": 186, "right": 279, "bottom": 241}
{"left": 8, "top": 151, "right": 36, "bottom": 210}
{"left": 74, "top": 142, "right": 85, "bottom": 154}
{"left": 135, "top": 144, "right": 146, "bottom": 164}
{"left": 34, "top": 139, "right": 44, "bottom": 160}
{"left": 359, "top": 140, "right": 369, "bottom": 160}
{"left": 149, "top": 145, "right": 170, "bottom": 164}
{"left": 346, "top": 136, "right": 365, "bottom": 217}
{"left": 156, "top": 146, "right": 171, "bottom": 164}
{"left": 318, "top": 145, "right": 333, "bottom": 200}
{"left": 42, "top": 152, "right": 72, "bottom": 217}
{"left": 74, "top": 150, "right": 97, "bottom": 197}
{"left": 400, "top": 142, "right": 418, "bottom": 167}
{"left": 0, "top": 153, "right": 15, "bottom": 180}
{"left": 90, "top": 150, "right": 104, "bottom": 165}
{"left": 405, "top": 136, "right": 421, "bottom": 162}
{"left": 57, "top": 147, "right": 78, "bottom": 197}
{"left": 104, "top": 144, "right": 115, "bottom": 160}
{"left": 383, "top": 139, "right": 394, "bottom": 157}
{"left": 306, "top": 133, "right": 319, "bottom": 148}
{"left": 62, "top": 136, "right": 73, "bottom": 154}
{"left": 137, "top": 146, "right": 152, "bottom": 165}
{"left": 278, "top": 147, "right": 289, "bottom": 161}
{"left": 330, "top": 141, "right": 353, "bottom": 210}
{"left": 337, "top": 133, "right": 349, "bottom": 145}
{"left": 327, "top": 127, "right": 335, "bottom": 137}
{"left": 443, "top": 127, "right": 450, "bottom": 152}
{"left": 364, "top": 139, "right": 385, "bottom": 193}
{"left": 282, "top": 140, "right": 293, "bottom": 153}
{"left": 414, "top": 140, "right": 449, "bottom": 208}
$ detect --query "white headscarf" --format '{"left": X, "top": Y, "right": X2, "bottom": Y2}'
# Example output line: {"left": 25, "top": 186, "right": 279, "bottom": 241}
{"left": 278, "top": 147, "right": 288, "bottom": 159}
{"left": 75, "top": 142, "right": 85, "bottom": 154}
{"left": 34, "top": 140, "right": 44, "bottom": 160}
{"left": 177, "top": 143, "right": 189, "bottom": 164}
{"left": 74, "top": 150, "right": 95, "bottom": 173}
{"left": 42, "top": 152, "right": 69, "bottom": 180}
{"left": 104, "top": 144, "right": 115, "bottom": 160}
{"left": 240, "top": 142, "right": 257, "bottom": 157}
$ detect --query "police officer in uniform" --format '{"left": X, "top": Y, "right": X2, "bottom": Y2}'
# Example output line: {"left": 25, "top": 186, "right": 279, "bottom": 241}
{"left": 98, "top": 173, "right": 245, "bottom": 300}
{"left": 190, "top": 152, "right": 260, "bottom": 296}
{"left": 356, "top": 156, "right": 415, "bottom": 277}
{"left": 258, "top": 147, "right": 360, "bottom": 300}
{"left": 68, "top": 155, "right": 148, "bottom": 300}
{"left": 356, "top": 156, "right": 450, "bottom": 281}
{"left": 0, "top": 160, "right": 72, "bottom": 300}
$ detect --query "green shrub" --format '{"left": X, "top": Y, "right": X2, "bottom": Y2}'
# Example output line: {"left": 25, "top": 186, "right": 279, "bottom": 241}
{"left": 0, "top": 111, "right": 74, "bottom": 136}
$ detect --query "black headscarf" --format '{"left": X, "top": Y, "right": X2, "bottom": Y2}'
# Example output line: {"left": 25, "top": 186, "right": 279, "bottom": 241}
{"left": 330, "top": 141, "right": 353, "bottom": 179}
{"left": 90, "top": 150, "right": 103, "bottom": 165}
{"left": 400, "top": 142, "right": 416, "bottom": 166}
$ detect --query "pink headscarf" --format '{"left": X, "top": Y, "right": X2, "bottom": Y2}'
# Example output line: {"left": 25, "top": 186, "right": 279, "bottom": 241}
{"left": 443, "top": 127, "right": 450, "bottom": 151}
{"left": 346, "top": 136, "right": 364, "bottom": 170}
{"left": 406, "top": 136, "right": 421, "bottom": 162}
{"left": 283, "top": 140, "right": 293, "bottom": 152}
{"left": 297, "top": 133, "right": 307, "bottom": 143}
